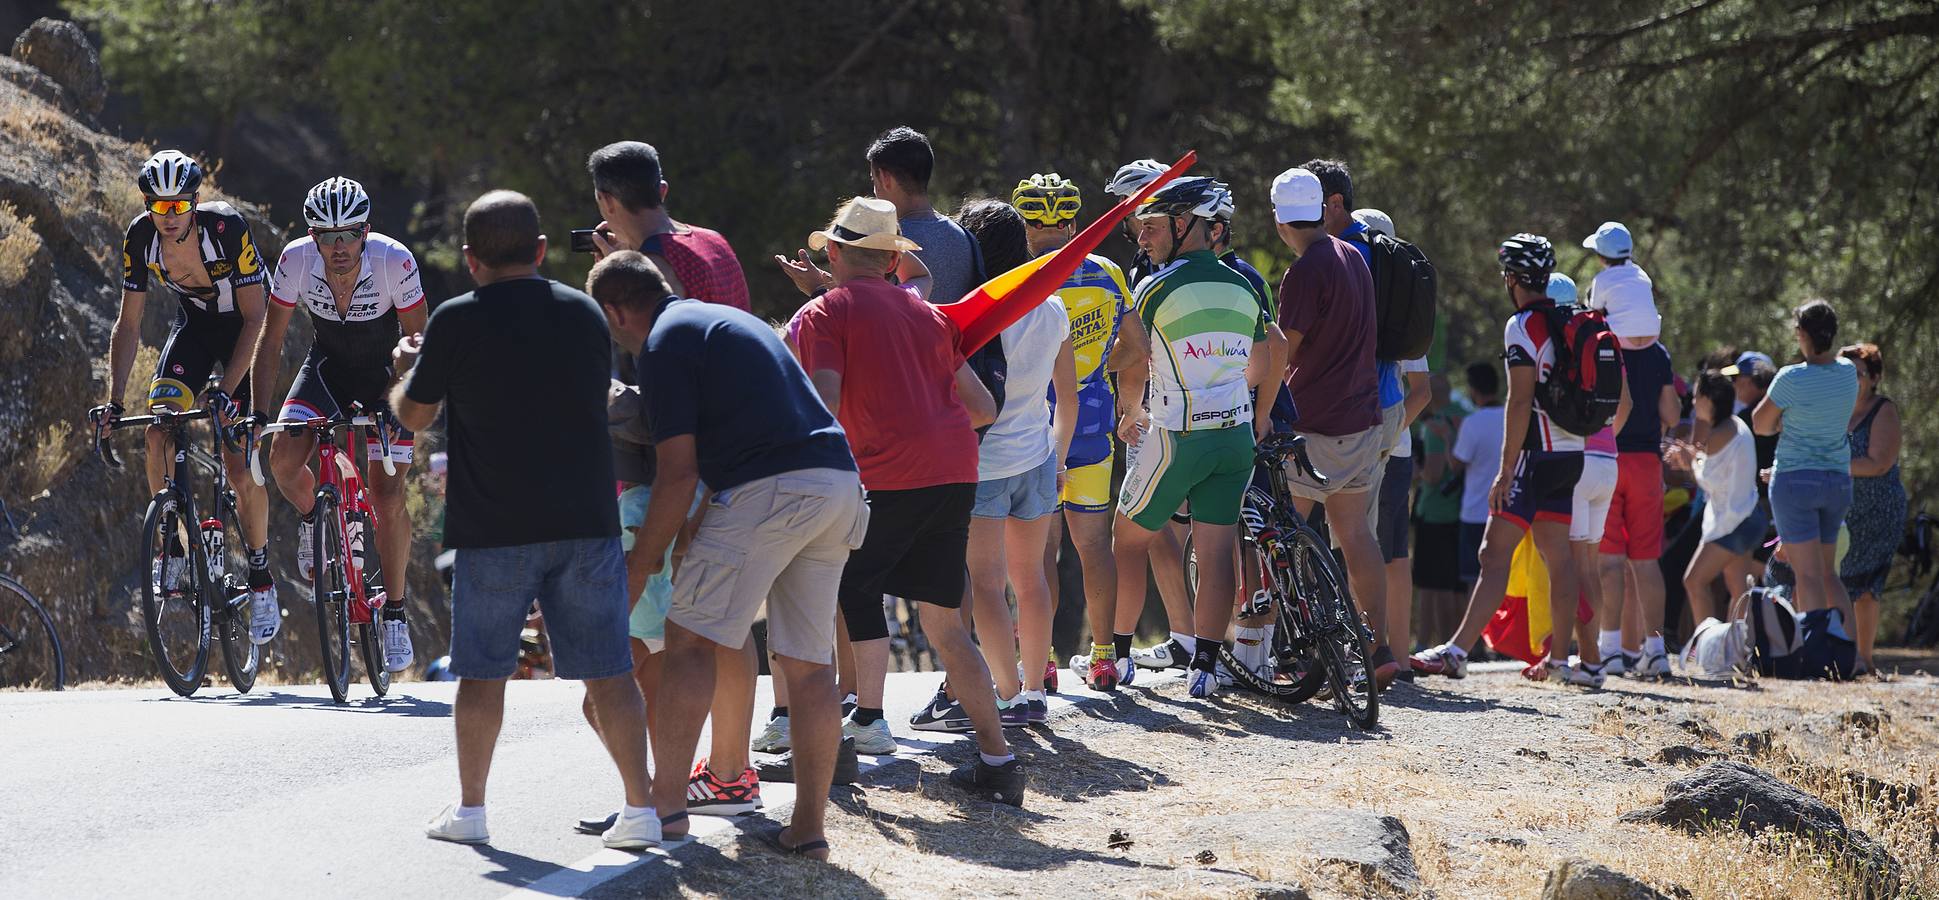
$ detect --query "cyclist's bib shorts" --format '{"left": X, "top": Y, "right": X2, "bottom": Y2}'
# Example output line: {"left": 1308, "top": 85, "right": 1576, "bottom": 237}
{"left": 148, "top": 311, "right": 252, "bottom": 413}
{"left": 278, "top": 353, "right": 414, "bottom": 463}
{"left": 1059, "top": 457, "right": 1113, "bottom": 513}
{"left": 1117, "top": 426, "right": 1252, "bottom": 531}
{"left": 1497, "top": 449, "right": 1584, "bottom": 530}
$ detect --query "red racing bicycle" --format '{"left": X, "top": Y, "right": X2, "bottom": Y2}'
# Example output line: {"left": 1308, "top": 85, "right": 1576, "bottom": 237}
{"left": 254, "top": 405, "right": 396, "bottom": 703}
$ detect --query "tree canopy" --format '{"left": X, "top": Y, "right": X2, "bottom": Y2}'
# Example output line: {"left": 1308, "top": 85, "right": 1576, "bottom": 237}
{"left": 68, "top": 0, "right": 1939, "bottom": 501}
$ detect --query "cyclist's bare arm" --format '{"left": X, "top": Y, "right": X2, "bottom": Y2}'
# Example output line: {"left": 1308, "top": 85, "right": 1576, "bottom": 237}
{"left": 254, "top": 300, "right": 298, "bottom": 403}
{"left": 221, "top": 281, "right": 267, "bottom": 399}
{"left": 105, "top": 288, "right": 147, "bottom": 411}
{"left": 399, "top": 301, "right": 429, "bottom": 344}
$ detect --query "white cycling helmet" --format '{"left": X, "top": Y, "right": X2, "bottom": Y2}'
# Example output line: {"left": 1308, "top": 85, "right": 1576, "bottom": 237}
{"left": 1106, "top": 158, "right": 1167, "bottom": 198}
{"left": 138, "top": 150, "right": 203, "bottom": 197}
{"left": 1209, "top": 180, "right": 1235, "bottom": 221}
{"left": 303, "top": 176, "right": 372, "bottom": 229}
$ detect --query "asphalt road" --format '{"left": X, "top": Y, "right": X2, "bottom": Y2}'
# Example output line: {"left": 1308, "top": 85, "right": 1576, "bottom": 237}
{"left": 0, "top": 667, "right": 1131, "bottom": 899}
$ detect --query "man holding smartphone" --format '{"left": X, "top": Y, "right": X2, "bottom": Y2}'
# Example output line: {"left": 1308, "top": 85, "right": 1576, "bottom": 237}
{"left": 583, "top": 141, "right": 749, "bottom": 314}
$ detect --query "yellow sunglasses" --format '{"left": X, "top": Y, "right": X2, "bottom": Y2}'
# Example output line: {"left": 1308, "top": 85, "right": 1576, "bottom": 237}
{"left": 145, "top": 198, "right": 194, "bottom": 216}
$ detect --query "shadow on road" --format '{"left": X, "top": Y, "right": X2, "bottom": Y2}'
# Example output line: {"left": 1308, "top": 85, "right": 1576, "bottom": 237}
{"left": 172, "top": 689, "right": 453, "bottom": 717}
{"left": 835, "top": 786, "right": 1145, "bottom": 878}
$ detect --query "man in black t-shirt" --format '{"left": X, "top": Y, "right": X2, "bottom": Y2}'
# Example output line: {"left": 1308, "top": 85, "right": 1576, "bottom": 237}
{"left": 392, "top": 191, "right": 656, "bottom": 851}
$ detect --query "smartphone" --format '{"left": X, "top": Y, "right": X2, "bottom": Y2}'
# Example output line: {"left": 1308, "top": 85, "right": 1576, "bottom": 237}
{"left": 570, "top": 228, "right": 601, "bottom": 253}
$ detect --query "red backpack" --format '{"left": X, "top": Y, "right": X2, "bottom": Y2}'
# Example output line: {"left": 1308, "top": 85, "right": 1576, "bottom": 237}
{"left": 1532, "top": 304, "right": 1623, "bottom": 437}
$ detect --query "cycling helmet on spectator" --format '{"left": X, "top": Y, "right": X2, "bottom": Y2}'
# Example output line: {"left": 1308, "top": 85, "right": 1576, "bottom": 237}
{"left": 1497, "top": 233, "right": 1555, "bottom": 288}
{"left": 1106, "top": 158, "right": 1167, "bottom": 198}
{"left": 1137, "top": 176, "right": 1226, "bottom": 221}
{"left": 138, "top": 150, "right": 203, "bottom": 197}
{"left": 1012, "top": 173, "right": 1082, "bottom": 226}
{"left": 304, "top": 177, "right": 372, "bottom": 230}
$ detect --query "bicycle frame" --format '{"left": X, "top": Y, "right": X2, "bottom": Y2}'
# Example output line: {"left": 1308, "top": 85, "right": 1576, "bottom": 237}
{"left": 254, "top": 411, "right": 396, "bottom": 625}
{"left": 98, "top": 405, "right": 251, "bottom": 620}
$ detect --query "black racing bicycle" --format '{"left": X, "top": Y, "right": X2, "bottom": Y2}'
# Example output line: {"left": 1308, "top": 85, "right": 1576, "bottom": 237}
{"left": 90, "top": 398, "right": 261, "bottom": 697}
{"left": 0, "top": 572, "right": 64, "bottom": 690}
{"left": 1185, "top": 433, "right": 1378, "bottom": 728}
{"left": 1898, "top": 511, "right": 1939, "bottom": 647}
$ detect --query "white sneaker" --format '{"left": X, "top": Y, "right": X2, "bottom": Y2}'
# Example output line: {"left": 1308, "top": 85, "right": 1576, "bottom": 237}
{"left": 296, "top": 517, "right": 315, "bottom": 581}
{"left": 602, "top": 808, "right": 660, "bottom": 850}
{"left": 844, "top": 716, "right": 897, "bottom": 755}
{"left": 1638, "top": 651, "right": 1672, "bottom": 678}
{"left": 248, "top": 583, "right": 280, "bottom": 645}
{"left": 1188, "top": 667, "right": 1219, "bottom": 698}
{"left": 425, "top": 805, "right": 489, "bottom": 844}
{"left": 1554, "top": 658, "right": 1607, "bottom": 688}
{"left": 751, "top": 715, "right": 792, "bottom": 753}
{"left": 1603, "top": 651, "right": 1637, "bottom": 677}
{"left": 1130, "top": 639, "right": 1189, "bottom": 670}
{"left": 383, "top": 617, "right": 414, "bottom": 672}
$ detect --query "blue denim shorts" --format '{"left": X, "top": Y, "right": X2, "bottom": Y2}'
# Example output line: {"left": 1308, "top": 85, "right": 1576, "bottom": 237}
{"left": 972, "top": 453, "right": 1059, "bottom": 521}
{"left": 1710, "top": 500, "right": 1773, "bottom": 556}
{"left": 1769, "top": 469, "right": 1852, "bottom": 545}
{"left": 450, "top": 536, "right": 632, "bottom": 680}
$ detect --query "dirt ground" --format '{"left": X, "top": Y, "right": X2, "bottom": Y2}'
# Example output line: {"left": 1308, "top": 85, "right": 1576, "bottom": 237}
{"left": 628, "top": 656, "right": 1939, "bottom": 899}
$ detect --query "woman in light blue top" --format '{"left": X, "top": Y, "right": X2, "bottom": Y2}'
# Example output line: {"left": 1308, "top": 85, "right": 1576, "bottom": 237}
{"left": 1752, "top": 299, "right": 1859, "bottom": 621}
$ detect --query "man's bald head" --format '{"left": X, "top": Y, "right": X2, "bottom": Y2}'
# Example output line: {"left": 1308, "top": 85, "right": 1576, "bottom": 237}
{"left": 464, "top": 190, "right": 543, "bottom": 268}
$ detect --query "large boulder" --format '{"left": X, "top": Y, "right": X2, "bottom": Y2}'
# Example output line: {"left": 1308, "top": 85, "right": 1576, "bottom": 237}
{"left": 11, "top": 18, "right": 105, "bottom": 118}
{"left": 1541, "top": 858, "right": 1668, "bottom": 900}
{"left": 1619, "top": 761, "right": 1899, "bottom": 897}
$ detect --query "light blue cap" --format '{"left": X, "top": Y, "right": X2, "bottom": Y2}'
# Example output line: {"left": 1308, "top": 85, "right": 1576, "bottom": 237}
{"left": 1546, "top": 271, "right": 1578, "bottom": 304}
{"left": 1581, "top": 221, "right": 1633, "bottom": 258}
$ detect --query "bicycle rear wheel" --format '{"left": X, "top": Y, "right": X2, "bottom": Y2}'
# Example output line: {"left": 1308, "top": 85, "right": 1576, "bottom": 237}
{"left": 1291, "top": 528, "right": 1378, "bottom": 729}
{"left": 1902, "top": 573, "right": 1939, "bottom": 648}
{"left": 1219, "top": 537, "right": 1327, "bottom": 702}
{"left": 312, "top": 492, "right": 353, "bottom": 703}
{"left": 140, "top": 491, "right": 209, "bottom": 697}
{"left": 0, "top": 574, "right": 64, "bottom": 690}
{"left": 212, "top": 501, "right": 258, "bottom": 693}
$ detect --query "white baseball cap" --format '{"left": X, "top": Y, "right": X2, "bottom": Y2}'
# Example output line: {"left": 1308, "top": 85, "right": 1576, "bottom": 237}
{"left": 1271, "top": 168, "right": 1323, "bottom": 224}
{"left": 1581, "top": 221, "right": 1633, "bottom": 258}
{"left": 1352, "top": 208, "right": 1394, "bottom": 238}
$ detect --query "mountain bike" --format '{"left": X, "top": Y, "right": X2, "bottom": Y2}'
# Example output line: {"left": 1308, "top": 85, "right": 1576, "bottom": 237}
{"left": 1898, "top": 511, "right": 1939, "bottom": 647}
{"left": 90, "top": 399, "right": 261, "bottom": 697}
{"left": 1184, "top": 433, "right": 1377, "bottom": 729}
{"left": 0, "top": 573, "right": 64, "bottom": 690}
{"left": 253, "top": 406, "right": 396, "bottom": 703}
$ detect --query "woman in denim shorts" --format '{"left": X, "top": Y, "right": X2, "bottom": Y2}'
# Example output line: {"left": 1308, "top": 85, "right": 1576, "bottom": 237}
{"left": 1751, "top": 300, "right": 1859, "bottom": 621}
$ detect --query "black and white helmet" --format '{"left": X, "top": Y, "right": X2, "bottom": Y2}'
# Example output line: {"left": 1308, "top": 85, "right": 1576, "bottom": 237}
{"left": 138, "top": 150, "right": 203, "bottom": 197}
{"left": 1209, "top": 180, "right": 1236, "bottom": 222}
{"left": 304, "top": 177, "right": 372, "bottom": 229}
{"left": 1137, "top": 176, "right": 1226, "bottom": 221}
{"left": 1106, "top": 159, "right": 1167, "bottom": 198}
{"left": 1497, "top": 233, "right": 1556, "bottom": 288}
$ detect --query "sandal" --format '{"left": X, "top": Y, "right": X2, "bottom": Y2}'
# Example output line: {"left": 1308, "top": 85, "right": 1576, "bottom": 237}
{"left": 659, "top": 810, "right": 689, "bottom": 841}
{"left": 757, "top": 824, "right": 830, "bottom": 860}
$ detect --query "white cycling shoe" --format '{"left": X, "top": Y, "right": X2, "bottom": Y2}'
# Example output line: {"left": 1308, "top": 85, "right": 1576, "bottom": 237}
{"left": 248, "top": 583, "right": 281, "bottom": 645}
{"left": 383, "top": 617, "right": 414, "bottom": 672}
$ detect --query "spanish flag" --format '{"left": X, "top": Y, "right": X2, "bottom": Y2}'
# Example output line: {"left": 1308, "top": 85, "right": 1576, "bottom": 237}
{"left": 1481, "top": 533, "right": 1593, "bottom": 665}
{"left": 942, "top": 152, "right": 1196, "bottom": 354}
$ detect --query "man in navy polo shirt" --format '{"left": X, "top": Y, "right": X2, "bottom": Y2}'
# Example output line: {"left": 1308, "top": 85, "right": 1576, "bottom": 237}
{"left": 591, "top": 250, "right": 865, "bottom": 860}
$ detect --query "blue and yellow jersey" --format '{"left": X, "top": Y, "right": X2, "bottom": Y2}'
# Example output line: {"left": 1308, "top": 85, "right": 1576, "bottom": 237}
{"left": 1055, "top": 254, "right": 1132, "bottom": 467}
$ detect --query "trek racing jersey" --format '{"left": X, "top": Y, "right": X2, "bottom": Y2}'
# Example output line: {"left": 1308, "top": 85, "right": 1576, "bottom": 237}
{"left": 121, "top": 201, "right": 266, "bottom": 315}
{"left": 270, "top": 232, "right": 426, "bottom": 367}
{"left": 1132, "top": 249, "right": 1265, "bottom": 432}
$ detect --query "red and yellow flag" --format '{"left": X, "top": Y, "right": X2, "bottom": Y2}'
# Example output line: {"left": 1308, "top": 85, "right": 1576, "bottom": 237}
{"left": 1481, "top": 533, "right": 1593, "bottom": 665}
{"left": 941, "top": 151, "right": 1197, "bottom": 354}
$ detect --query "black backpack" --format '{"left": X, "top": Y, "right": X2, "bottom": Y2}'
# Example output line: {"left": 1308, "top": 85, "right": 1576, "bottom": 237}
{"left": 1363, "top": 232, "right": 1437, "bottom": 360}
{"left": 956, "top": 227, "right": 1006, "bottom": 439}
{"left": 1532, "top": 304, "right": 1623, "bottom": 437}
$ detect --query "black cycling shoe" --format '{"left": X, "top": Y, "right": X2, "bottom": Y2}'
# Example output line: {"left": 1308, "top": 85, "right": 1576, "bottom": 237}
{"left": 948, "top": 758, "right": 1026, "bottom": 808}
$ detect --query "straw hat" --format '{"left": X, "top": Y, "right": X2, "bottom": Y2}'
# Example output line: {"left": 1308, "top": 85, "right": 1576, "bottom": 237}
{"left": 808, "top": 197, "right": 923, "bottom": 252}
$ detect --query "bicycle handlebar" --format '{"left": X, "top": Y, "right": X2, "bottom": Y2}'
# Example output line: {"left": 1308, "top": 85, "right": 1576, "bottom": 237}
{"left": 1256, "top": 433, "right": 1329, "bottom": 487}
{"left": 251, "top": 409, "right": 398, "bottom": 487}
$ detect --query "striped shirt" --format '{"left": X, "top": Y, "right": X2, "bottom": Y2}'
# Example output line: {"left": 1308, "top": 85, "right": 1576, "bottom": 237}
{"left": 1768, "top": 357, "right": 1859, "bottom": 474}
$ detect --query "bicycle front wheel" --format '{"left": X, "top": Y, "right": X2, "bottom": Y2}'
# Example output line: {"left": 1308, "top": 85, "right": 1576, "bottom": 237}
{"left": 352, "top": 509, "right": 390, "bottom": 697}
{"left": 312, "top": 493, "right": 353, "bottom": 703}
{"left": 0, "top": 574, "right": 64, "bottom": 690}
{"left": 1290, "top": 527, "right": 1378, "bottom": 729}
{"left": 1220, "top": 537, "right": 1327, "bottom": 702}
{"left": 140, "top": 491, "right": 210, "bottom": 697}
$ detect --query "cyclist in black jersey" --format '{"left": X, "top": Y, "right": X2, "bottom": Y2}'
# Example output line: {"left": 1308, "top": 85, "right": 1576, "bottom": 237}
{"left": 256, "top": 177, "right": 426, "bottom": 669}
{"left": 96, "top": 150, "right": 279, "bottom": 642}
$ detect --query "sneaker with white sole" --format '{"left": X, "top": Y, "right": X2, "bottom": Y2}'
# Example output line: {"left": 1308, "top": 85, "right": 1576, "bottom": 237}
{"left": 296, "top": 516, "right": 315, "bottom": 582}
{"left": 1603, "top": 650, "right": 1639, "bottom": 677}
{"left": 1409, "top": 642, "right": 1468, "bottom": 679}
{"left": 1636, "top": 651, "right": 1671, "bottom": 679}
{"left": 844, "top": 716, "right": 897, "bottom": 755}
{"left": 910, "top": 686, "right": 972, "bottom": 733}
{"left": 425, "top": 805, "right": 489, "bottom": 844}
{"left": 1130, "top": 639, "right": 1190, "bottom": 671}
{"left": 1115, "top": 656, "right": 1137, "bottom": 687}
{"left": 1188, "top": 665, "right": 1219, "bottom": 698}
{"left": 247, "top": 575, "right": 280, "bottom": 645}
{"left": 383, "top": 614, "right": 414, "bottom": 672}
{"left": 602, "top": 808, "right": 660, "bottom": 850}
{"left": 752, "top": 715, "right": 791, "bottom": 753}
{"left": 1553, "top": 658, "right": 1606, "bottom": 688}
{"left": 686, "top": 760, "right": 762, "bottom": 816}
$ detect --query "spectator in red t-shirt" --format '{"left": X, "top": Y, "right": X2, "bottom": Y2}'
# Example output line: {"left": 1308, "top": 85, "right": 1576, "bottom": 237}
{"left": 791, "top": 197, "right": 1026, "bottom": 805}
{"left": 587, "top": 141, "right": 751, "bottom": 312}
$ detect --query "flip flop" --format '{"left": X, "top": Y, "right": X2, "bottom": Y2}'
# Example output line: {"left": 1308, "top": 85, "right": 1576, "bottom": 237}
{"left": 659, "top": 810, "right": 690, "bottom": 841}
{"left": 757, "top": 824, "right": 829, "bottom": 859}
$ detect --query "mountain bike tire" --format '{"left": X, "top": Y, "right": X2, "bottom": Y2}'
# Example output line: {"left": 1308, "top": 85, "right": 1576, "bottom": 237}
{"left": 1291, "top": 527, "right": 1378, "bottom": 729}
{"left": 0, "top": 574, "right": 64, "bottom": 690}
{"left": 140, "top": 491, "right": 210, "bottom": 697}
{"left": 313, "top": 491, "right": 353, "bottom": 703}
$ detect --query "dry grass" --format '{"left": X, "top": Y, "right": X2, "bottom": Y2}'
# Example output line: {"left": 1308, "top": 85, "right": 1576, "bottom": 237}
{"left": 0, "top": 201, "right": 43, "bottom": 292}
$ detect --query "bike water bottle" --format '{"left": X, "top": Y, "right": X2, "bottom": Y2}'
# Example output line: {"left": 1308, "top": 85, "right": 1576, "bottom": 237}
{"left": 346, "top": 517, "right": 366, "bottom": 576}
{"left": 201, "top": 519, "right": 225, "bottom": 578}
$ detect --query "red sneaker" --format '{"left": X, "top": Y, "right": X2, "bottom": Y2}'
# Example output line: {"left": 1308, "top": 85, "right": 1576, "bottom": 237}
{"left": 1087, "top": 657, "right": 1119, "bottom": 692}
{"left": 1044, "top": 658, "right": 1060, "bottom": 695}
{"left": 686, "top": 759, "right": 762, "bottom": 816}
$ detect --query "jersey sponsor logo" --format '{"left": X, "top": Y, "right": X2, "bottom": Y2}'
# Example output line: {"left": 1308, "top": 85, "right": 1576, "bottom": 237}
{"left": 401, "top": 256, "right": 414, "bottom": 272}
{"left": 236, "top": 232, "right": 260, "bottom": 274}
{"left": 1179, "top": 340, "right": 1249, "bottom": 359}
{"left": 1190, "top": 406, "right": 1245, "bottom": 424}
{"left": 147, "top": 377, "right": 192, "bottom": 411}
{"left": 208, "top": 261, "right": 233, "bottom": 279}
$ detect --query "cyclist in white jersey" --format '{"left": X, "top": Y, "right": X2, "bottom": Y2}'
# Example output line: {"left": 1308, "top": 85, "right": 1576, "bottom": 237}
{"left": 256, "top": 178, "right": 426, "bottom": 669}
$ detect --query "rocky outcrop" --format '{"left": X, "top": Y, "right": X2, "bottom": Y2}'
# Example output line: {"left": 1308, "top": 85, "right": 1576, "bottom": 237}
{"left": 1541, "top": 858, "right": 1668, "bottom": 900}
{"left": 10, "top": 18, "right": 103, "bottom": 119}
{"left": 0, "top": 20, "right": 448, "bottom": 686}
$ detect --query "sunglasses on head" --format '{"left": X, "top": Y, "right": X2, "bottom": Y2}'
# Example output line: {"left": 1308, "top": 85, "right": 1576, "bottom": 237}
{"left": 145, "top": 198, "right": 194, "bottom": 216}
{"left": 311, "top": 226, "right": 366, "bottom": 246}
